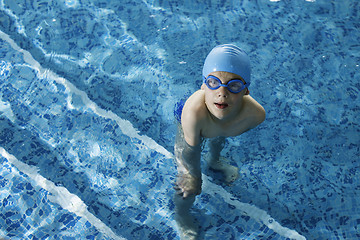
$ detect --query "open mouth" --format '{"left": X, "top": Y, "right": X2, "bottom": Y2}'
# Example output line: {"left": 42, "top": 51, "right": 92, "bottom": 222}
{"left": 215, "top": 103, "right": 229, "bottom": 109}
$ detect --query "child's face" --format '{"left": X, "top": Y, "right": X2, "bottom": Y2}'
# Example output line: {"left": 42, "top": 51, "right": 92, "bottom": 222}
{"left": 201, "top": 71, "right": 247, "bottom": 121}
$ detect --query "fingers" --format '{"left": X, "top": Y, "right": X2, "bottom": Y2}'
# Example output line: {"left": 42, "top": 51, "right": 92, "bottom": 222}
{"left": 174, "top": 187, "right": 198, "bottom": 199}
{"left": 174, "top": 173, "right": 202, "bottom": 198}
{"left": 173, "top": 184, "right": 191, "bottom": 198}
{"left": 173, "top": 184, "right": 186, "bottom": 197}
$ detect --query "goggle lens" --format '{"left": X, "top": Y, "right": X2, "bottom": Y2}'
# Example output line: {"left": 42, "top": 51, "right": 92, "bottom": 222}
{"left": 203, "top": 75, "right": 248, "bottom": 93}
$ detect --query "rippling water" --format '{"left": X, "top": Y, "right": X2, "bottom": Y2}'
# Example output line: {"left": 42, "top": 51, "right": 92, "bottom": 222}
{"left": 0, "top": 0, "right": 359, "bottom": 239}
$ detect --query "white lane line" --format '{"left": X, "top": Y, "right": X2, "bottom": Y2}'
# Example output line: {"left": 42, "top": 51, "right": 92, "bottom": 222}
{"left": 0, "top": 29, "right": 306, "bottom": 239}
{"left": 0, "top": 29, "right": 172, "bottom": 159}
{"left": 0, "top": 147, "right": 125, "bottom": 240}
{"left": 203, "top": 176, "right": 306, "bottom": 240}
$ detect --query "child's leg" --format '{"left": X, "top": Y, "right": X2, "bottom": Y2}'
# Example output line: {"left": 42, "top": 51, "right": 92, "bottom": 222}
{"left": 206, "top": 137, "right": 239, "bottom": 183}
{"left": 173, "top": 194, "right": 199, "bottom": 240}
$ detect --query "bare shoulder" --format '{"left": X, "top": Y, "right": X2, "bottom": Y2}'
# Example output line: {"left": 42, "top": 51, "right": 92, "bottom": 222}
{"left": 182, "top": 90, "right": 207, "bottom": 118}
{"left": 243, "top": 95, "right": 266, "bottom": 127}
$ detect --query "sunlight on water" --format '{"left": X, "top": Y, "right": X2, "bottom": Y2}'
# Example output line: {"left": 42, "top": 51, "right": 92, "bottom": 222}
{"left": 0, "top": 0, "right": 359, "bottom": 239}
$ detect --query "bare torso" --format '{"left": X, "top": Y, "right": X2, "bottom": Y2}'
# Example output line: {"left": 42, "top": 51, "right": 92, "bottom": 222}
{"left": 181, "top": 90, "right": 265, "bottom": 146}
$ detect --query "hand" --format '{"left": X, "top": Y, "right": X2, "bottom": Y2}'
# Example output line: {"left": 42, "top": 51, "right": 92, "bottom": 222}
{"left": 174, "top": 173, "right": 202, "bottom": 198}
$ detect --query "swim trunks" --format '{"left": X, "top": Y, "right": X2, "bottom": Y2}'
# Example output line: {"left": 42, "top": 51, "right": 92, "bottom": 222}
{"left": 174, "top": 98, "right": 186, "bottom": 123}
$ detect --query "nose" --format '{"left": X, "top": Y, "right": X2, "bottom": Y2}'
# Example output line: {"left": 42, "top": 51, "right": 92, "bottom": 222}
{"left": 217, "top": 86, "right": 229, "bottom": 98}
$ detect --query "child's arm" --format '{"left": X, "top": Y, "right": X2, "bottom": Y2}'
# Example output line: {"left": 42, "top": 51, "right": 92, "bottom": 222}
{"left": 174, "top": 96, "right": 205, "bottom": 198}
{"left": 174, "top": 125, "right": 202, "bottom": 198}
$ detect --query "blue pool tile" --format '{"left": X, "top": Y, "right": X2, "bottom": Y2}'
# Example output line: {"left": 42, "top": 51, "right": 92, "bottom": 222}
{"left": 0, "top": 0, "right": 359, "bottom": 239}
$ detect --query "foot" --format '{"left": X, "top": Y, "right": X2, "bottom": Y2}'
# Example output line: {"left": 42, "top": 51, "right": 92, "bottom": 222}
{"left": 175, "top": 212, "right": 199, "bottom": 240}
{"left": 207, "top": 157, "right": 240, "bottom": 183}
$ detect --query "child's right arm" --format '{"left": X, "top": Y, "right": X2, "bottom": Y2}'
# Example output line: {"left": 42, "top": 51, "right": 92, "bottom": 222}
{"left": 174, "top": 130, "right": 202, "bottom": 198}
{"left": 174, "top": 96, "right": 204, "bottom": 198}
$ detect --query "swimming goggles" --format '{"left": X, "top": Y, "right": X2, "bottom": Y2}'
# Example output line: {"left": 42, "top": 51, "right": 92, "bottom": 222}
{"left": 203, "top": 75, "right": 250, "bottom": 94}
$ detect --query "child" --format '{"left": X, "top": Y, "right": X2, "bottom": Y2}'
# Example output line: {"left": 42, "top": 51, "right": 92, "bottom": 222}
{"left": 173, "top": 44, "right": 266, "bottom": 239}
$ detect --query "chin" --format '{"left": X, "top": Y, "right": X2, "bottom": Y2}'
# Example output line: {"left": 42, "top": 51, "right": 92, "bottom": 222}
{"left": 207, "top": 103, "right": 230, "bottom": 120}
{"left": 211, "top": 110, "right": 229, "bottom": 120}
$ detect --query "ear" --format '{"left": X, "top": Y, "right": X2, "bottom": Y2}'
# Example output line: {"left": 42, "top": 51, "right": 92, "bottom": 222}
{"left": 245, "top": 89, "right": 250, "bottom": 95}
{"left": 201, "top": 83, "right": 206, "bottom": 90}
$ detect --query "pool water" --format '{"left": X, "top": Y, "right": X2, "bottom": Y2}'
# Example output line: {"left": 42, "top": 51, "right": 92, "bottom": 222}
{"left": 0, "top": 0, "right": 359, "bottom": 239}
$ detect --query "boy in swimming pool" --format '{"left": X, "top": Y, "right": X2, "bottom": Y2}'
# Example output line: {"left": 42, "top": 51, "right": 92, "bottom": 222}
{"left": 173, "top": 44, "right": 265, "bottom": 239}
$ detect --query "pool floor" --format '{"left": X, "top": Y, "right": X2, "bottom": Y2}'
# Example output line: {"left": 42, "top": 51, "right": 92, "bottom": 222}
{"left": 1, "top": 0, "right": 360, "bottom": 239}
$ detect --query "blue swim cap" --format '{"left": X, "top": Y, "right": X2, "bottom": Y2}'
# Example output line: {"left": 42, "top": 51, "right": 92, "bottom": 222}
{"left": 202, "top": 44, "right": 251, "bottom": 85}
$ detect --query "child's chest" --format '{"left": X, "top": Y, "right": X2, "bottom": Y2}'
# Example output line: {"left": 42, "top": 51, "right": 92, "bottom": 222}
{"left": 201, "top": 117, "right": 250, "bottom": 139}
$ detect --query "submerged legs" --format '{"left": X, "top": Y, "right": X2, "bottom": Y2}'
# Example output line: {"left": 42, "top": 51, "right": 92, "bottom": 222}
{"left": 206, "top": 137, "right": 240, "bottom": 183}
{"left": 173, "top": 194, "right": 199, "bottom": 240}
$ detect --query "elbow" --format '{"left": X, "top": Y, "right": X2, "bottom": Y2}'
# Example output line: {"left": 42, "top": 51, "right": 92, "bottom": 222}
{"left": 257, "top": 106, "right": 266, "bottom": 124}
{"left": 261, "top": 107, "right": 266, "bottom": 123}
